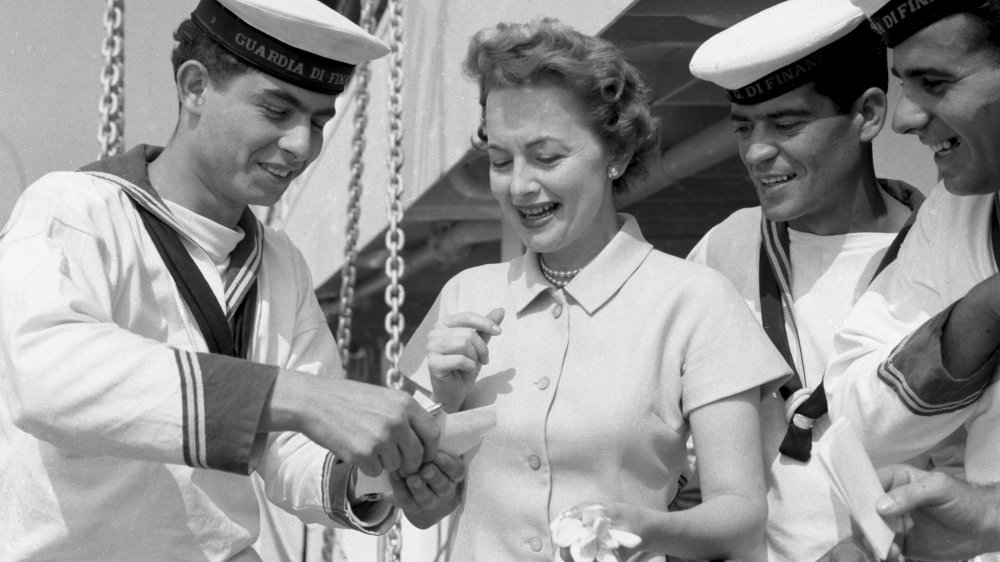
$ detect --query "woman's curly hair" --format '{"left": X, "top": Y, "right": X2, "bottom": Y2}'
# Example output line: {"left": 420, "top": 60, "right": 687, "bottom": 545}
{"left": 463, "top": 18, "right": 660, "bottom": 195}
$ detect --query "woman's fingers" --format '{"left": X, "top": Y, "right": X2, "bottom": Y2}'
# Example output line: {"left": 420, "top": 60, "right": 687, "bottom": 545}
{"left": 440, "top": 310, "right": 503, "bottom": 335}
{"left": 428, "top": 354, "right": 479, "bottom": 378}
{"left": 421, "top": 465, "right": 456, "bottom": 497}
{"left": 428, "top": 328, "right": 490, "bottom": 367}
{"left": 389, "top": 455, "right": 466, "bottom": 511}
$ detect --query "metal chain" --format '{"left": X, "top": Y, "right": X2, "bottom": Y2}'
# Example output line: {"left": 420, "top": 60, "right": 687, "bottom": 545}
{"left": 326, "top": 3, "right": 378, "bottom": 560}
{"left": 322, "top": 0, "right": 378, "bottom": 562}
{"left": 377, "top": 515, "right": 404, "bottom": 562}
{"left": 98, "top": 0, "right": 125, "bottom": 159}
{"left": 335, "top": 0, "right": 376, "bottom": 372}
{"left": 383, "top": 0, "right": 406, "bottom": 393}
{"left": 383, "top": 0, "right": 406, "bottom": 560}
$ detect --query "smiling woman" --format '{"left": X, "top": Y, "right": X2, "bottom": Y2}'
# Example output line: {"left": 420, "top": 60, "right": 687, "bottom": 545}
{"left": 484, "top": 83, "right": 619, "bottom": 274}
{"left": 396, "top": 17, "right": 792, "bottom": 562}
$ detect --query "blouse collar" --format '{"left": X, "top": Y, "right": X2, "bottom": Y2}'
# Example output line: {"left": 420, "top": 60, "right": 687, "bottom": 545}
{"left": 510, "top": 213, "right": 653, "bottom": 315}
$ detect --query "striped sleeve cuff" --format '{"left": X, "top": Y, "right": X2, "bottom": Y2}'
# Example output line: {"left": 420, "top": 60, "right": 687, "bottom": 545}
{"left": 877, "top": 303, "right": 1000, "bottom": 416}
{"left": 322, "top": 454, "right": 397, "bottom": 534}
{"left": 175, "top": 349, "right": 279, "bottom": 474}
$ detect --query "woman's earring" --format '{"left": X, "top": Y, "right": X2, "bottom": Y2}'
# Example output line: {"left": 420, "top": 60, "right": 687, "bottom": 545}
{"left": 606, "top": 163, "right": 620, "bottom": 179}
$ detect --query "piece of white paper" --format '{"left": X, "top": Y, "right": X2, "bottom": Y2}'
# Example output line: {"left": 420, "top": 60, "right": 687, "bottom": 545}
{"left": 815, "top": 417, "right": 895, "bottom": 560}
{"left": 355, "top": 404, "right": 497, "bottom": 497}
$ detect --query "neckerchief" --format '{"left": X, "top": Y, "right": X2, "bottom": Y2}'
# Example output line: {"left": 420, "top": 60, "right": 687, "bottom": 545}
{"left": 760, "top": 179, "right": 922, "bottom": 461}
{"left": 79, "top": 145, "right": 262, "bottom": 358}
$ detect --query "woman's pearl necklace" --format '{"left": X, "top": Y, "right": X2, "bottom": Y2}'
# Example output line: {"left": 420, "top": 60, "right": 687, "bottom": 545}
{"left": 539, "top": 255, "right": 580, "bottom": 288}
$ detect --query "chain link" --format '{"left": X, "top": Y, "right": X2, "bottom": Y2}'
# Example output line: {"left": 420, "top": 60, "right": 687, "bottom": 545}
{"left": 335, "top": 0, "right": 376, "bottom": 372}
{"left": 98, "top": 0, "right": 125, "bottom": 159}
{"left": 383, "top": 0, "right": 406, "bottom": 394}
{"left": 383, "top": 0, "right": 406, "bottom": 560}
{"left": 325, "top": 3, "right": 377, "bottom": 559}
{"left": 378, "top": 515, "right": 403, "bottom": 562}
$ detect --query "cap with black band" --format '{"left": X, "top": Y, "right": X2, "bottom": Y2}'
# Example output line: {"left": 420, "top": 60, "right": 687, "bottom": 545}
{"left": 852, "top": 0, "right": 982, "bottom": 46}
{"left": 189, "top": 0, "right": 389, "bottom": 95}
{"left": 689, "top": 0, "right": 872, "bottom": 106}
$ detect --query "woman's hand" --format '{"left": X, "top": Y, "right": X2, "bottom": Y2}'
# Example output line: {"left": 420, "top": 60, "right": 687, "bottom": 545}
{"left": 426, "top": 308, "right": 504, "bottom": 412}
{"left": 550, "top": 502, "right": 642, "bottom": 562}
{"left": 390, "top": 451, "right": 466, "bottom": 528}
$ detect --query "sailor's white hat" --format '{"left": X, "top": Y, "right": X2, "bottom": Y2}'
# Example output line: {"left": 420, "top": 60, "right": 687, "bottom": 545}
{"left": 190, "top": 0, "right": 389, "bottom": 94}
{"left": 690, "top": 0, "right": 871, "bottom": 104}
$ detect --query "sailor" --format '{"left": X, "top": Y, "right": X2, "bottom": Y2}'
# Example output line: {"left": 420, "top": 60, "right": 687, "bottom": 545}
{"left": 825, "top": 0, "right": 1000, "bottom": 558}
{"left": 0, "top": 1, "right": 462, "bottom": 559}
{"left": 686, "top": 0, "right": 936, "bottom": 558}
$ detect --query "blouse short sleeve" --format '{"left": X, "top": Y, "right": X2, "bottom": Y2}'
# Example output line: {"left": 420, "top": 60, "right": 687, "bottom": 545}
{"left": 674, "top": 267, "right": 791, "bottom": 415}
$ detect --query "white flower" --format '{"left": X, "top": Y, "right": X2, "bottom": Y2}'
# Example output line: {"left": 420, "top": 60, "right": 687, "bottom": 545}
{"left": 550, "top": 505, "right": 641, "bottom": 562}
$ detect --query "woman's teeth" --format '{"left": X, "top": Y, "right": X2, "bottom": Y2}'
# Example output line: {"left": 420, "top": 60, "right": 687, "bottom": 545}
{"left": 521, "top": 203, "right": 558, "bottom": 218}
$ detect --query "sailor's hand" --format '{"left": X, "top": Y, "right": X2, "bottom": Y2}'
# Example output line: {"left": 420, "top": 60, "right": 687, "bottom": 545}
{"left": 877, "top": 463, "right": 1000, "bottom": 561}
{"left": 265, "top": 372, "right": 440, "bottom": 476}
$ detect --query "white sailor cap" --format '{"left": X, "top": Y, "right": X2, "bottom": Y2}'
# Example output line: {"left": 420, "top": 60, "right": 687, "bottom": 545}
{"left": 690, "top": 0, "right": 872, "bottom": 105}
{"left": 190, "top": 0, "right": 389, "bottom": 94}
{"left": 852, "top": 0, "right": 981, "bottom": 46}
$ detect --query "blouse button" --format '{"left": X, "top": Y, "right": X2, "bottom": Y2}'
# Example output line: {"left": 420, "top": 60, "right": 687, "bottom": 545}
{"left": 552, "top": 304, "right": 563, "bottom": 318}
{"left": 535, "top": 376, "right": 550, "bottom": 390}
{"left": 527, "top": 537, "right": 543, "bottom": 551}
{"left": 527, "top": 455, "right": 541, "bottom": 470}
